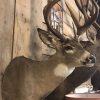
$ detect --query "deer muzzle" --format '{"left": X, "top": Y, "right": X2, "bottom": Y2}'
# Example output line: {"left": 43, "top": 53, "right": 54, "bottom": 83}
{"left": 83, "top": 55, "right": 96, "bottom": 67}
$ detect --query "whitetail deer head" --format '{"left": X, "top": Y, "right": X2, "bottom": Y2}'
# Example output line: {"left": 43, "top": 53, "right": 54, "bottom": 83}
{"left": 37, "top": 28, "right": 95, "bottom": 67}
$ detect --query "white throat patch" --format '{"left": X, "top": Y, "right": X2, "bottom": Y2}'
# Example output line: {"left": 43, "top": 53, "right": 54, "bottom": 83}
{"left": 54, "top": 64, "right": 75, "bottom": 78}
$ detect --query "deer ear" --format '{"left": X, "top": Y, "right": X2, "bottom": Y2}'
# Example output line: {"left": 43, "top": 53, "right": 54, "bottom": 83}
{"left": 37, "top": 28, "right": 56, "bottom": 49}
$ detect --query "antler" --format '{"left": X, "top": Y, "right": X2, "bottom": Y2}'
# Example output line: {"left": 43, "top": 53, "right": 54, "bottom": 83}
{"left": 75, "top": 0, "right": 100, "bottom": 31}
{"left": 43, "top": 0, "right": 99, "bottom": 43}
{"left": 43, "top": 0, "right": 67, "bottom": 42}
{"left": 65, "top": 0, "right": 99, "bottom": 36}
{"left": 74, "top": 0, "right": 99, "bottom": 35}
{"left": 44, "top": 0, "right": 79, "bottom": 41}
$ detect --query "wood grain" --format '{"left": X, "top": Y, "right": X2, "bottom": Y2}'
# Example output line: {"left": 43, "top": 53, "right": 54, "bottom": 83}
{"left": 0, "top": 0, "right": 15, "bottom": 99}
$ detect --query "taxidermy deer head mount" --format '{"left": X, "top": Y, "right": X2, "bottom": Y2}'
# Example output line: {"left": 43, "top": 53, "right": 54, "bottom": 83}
{"left": 1, "top": 0, "right": 99, "bottom": 100}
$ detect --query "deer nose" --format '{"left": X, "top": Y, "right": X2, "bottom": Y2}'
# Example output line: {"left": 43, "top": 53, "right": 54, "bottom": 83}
{"left": 87, "top": 55, "right": 96, "bottom": 64}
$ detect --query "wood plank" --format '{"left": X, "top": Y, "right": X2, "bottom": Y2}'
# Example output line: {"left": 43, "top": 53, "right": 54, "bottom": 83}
{"left": 0, "top": 0, "right": 15, "bottom": 99}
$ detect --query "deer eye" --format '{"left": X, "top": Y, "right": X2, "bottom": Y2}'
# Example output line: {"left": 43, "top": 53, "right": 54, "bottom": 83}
{"left": 64, "top": 46, "right": 75, "bottom": 54}
{"left": 65, "top": 46, "right": 74, "bottom": 50}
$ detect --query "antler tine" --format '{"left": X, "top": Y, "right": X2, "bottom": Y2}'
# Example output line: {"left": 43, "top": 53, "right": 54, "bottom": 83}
{"left": 65, "top": 2, "right": 83, "bottom": 39}
{"left": 72, "top": 22, "right": 78, "bottom": 39}
{"left": 65, "top": 2, "right": 81, "bottom": 28}
{"left": 43, "top": 0, "right": 67, "bottom": 42}
{"left": 86, "top": 0, "right": 90, "bottom": 12}
{"left": 80, "top": 0, "right": 89, "bottom": 21}
{"left": 89, "top": 1, "right": 100, "bottom": 31}
{"left": 75, "top": 0, "right": 99, "bottom": 35}
{"left": 74, "top": 0, "right": 88, "bottom": 21}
